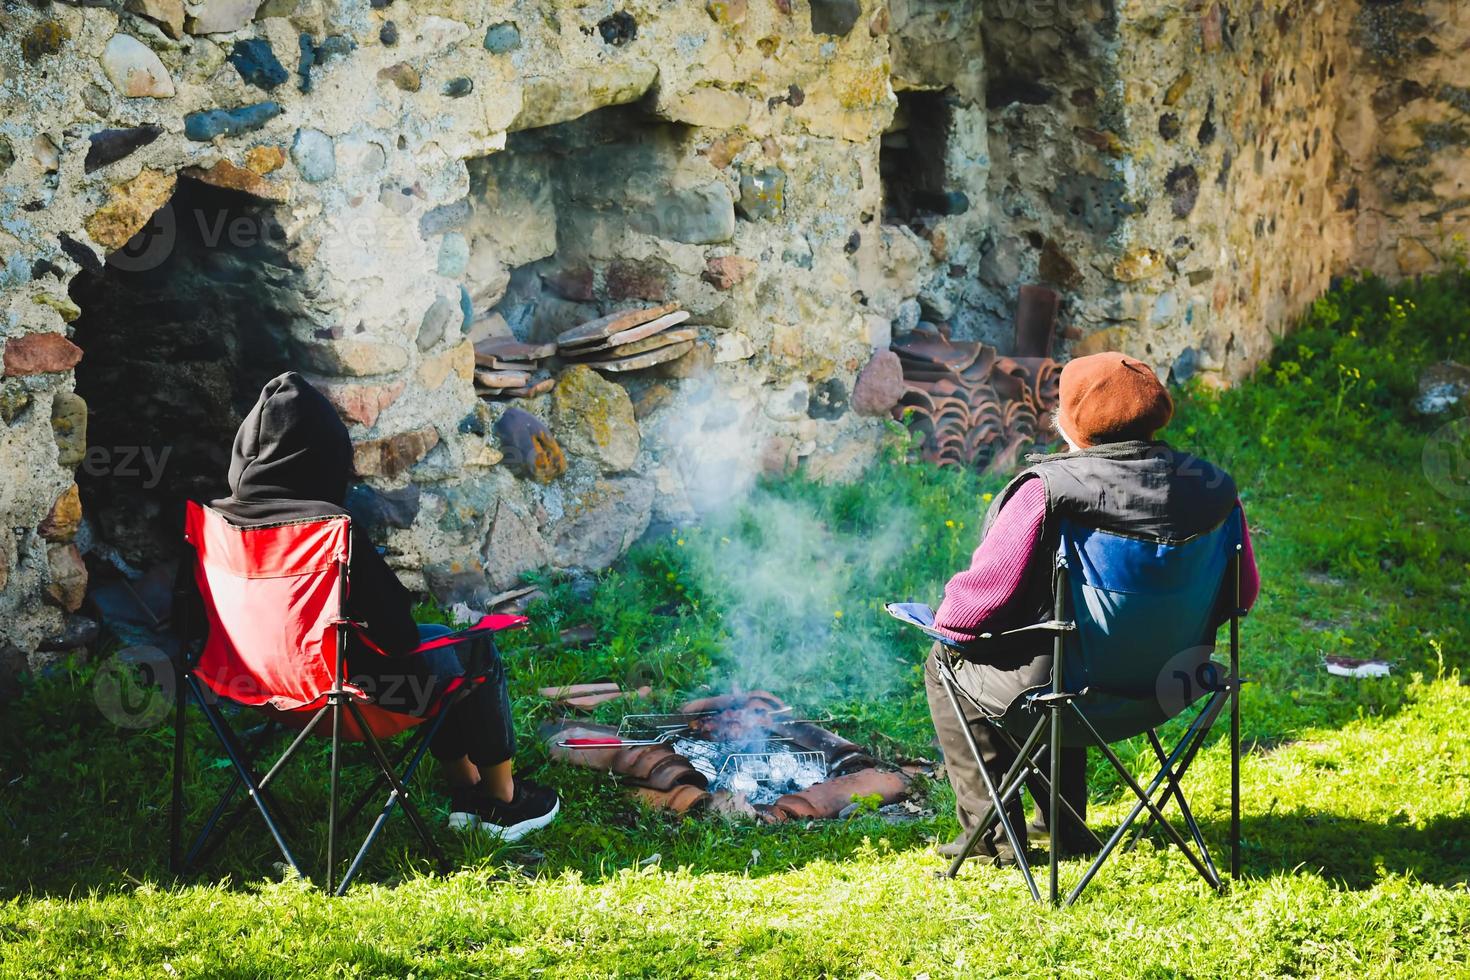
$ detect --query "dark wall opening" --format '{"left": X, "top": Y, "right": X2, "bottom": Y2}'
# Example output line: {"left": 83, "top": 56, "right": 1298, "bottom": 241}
{"left": 69, "top": 178, "right": 300, "bottom": 571}
{"left": 881, "top": 89, "right": 958, "bottom": 226}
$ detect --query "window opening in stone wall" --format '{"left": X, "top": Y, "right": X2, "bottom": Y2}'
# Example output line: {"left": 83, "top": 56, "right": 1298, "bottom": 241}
{"left": 880, "top": 89, "right": 966, "bottom": 228}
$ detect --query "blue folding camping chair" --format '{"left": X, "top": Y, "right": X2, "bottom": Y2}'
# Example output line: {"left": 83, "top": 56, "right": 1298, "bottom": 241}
{"left": 933, "top": 509, "right": 1246, "bottom": 905}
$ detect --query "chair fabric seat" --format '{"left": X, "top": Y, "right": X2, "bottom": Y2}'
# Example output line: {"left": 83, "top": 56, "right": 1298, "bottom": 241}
{"left": 996, "top": 664, "right": 1225, "bottom": 747}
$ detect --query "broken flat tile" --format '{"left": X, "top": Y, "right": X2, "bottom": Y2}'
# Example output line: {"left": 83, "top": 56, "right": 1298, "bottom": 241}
{"left": 499, "top": 377, "right": 556, "bottom": 399}
{"left": 601, "top": 309, "right": 691, "bottom": 347}
{"left": 555, "top": 302, "right": 679, "bottom": 348}
{"left": 474, "top": 368, "right": 531, "bottom": 389}
{"left": 488, "top": 585, "right": 544, "bottom": 613}
{"left": 580, "top": 340, "right": 694, "bottom": 373}
{"left": 892, "top": 336, "right": 982, "bottom": 371}
{"left": 565, "top": 325, "right": 697, "bottom": 360}
{"left": 473, "top": 337, "right": 556, "bottom": 364}
{"left": 559, "top": 623, "right": 598, "bottom": 647}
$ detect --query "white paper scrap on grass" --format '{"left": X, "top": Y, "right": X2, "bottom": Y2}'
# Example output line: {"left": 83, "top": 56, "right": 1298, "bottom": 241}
{"left": 1323, "top": 656, "right": 1392, "bottom": 678}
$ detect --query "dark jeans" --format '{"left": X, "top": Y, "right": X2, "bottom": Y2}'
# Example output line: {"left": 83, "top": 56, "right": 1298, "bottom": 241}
{"left": 924, "top": 645, "right": 1088, "bottom": 852}
{"left": 346, "top": 623, "right": 517, "bottom": 769}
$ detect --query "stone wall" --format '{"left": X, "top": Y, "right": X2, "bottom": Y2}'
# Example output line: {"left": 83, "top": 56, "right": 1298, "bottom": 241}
{"left": 1014, "top": 0, "right": 1470, "bottom": 385}
{"left": 0, "top": 0, "right": 1466, "bottom": 661}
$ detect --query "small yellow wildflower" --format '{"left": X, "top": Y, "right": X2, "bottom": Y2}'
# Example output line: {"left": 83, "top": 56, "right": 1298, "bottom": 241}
{"left": 833, "top": 610, "right": 843, "bottom": 619}
{"left": 982, "top": 492, "right": 994, "bottom": 503}
{"left": 945, "top": 519, "right": 955, "bottom": 528}
{"left": 676, "top": 538, "right": 685, "bottom": 547}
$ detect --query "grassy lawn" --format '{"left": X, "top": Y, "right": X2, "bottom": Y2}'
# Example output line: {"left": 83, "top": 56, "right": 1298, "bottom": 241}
{"left": 2, "top": 272, "right": 1469, "bottom": 977}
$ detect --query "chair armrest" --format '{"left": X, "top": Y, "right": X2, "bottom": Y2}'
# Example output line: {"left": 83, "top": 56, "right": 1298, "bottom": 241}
{"left": 408, "top": 614, "right": 529, "bottom": 655}
{"left": 986, "top": 619, "right": 1076, "bottom": 639}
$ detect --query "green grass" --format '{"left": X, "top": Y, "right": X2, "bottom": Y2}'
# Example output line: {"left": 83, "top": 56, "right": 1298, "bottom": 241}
{"left": 2, "top": 271, "right": 1469, "bottom": 977}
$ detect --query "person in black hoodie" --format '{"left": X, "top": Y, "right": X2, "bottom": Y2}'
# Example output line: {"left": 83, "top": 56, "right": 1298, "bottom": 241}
{"left": 212, "top": 372, "right": 559, "bottom": 841}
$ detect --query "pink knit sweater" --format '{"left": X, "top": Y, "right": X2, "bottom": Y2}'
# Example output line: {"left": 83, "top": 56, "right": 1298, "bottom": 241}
{"left": 933, "top": 479, "right": 1260, "bottom": 643}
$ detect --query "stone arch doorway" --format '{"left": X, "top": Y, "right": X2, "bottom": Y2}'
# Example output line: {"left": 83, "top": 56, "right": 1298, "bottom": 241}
{"left": 68, "top": 176, "right": 302, "bottom": 575}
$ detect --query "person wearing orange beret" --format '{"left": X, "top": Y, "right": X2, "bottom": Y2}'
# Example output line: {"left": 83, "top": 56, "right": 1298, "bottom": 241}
{"left": 925, "top": 353, "right": 1260, "bottom": 866}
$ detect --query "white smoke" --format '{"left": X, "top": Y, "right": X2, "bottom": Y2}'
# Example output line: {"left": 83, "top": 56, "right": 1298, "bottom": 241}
{"left": 644, "top": 374, "right": 919, "bottom": 704}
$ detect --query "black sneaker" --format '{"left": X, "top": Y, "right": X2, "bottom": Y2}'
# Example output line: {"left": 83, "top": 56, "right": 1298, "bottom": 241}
{"left": 449, "top": 779, "right": 560, "bottom": 841}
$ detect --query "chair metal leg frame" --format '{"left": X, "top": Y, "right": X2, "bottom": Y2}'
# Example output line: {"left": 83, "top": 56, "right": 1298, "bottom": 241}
{"left": 326, "top": 694, "right": 343, "bottom": 894}
{"left": 186, "top": 708, "right": 325, "bottom": 873}
{"left": 331, "top": 661, "right": 495, "bottom": 835}
{"left": 992, "top": 720, "right": 1102, "bottom": 846}
{"left": 1062, "top": 693, "right": 1230, "bottom": 905}
{"left": 938, "top": 668, "right": 1041, "bottom": 901}
{"left": 938, "top": 690, "right": 1100, "bottom": 901}
{"left": 179, "top": 675, "right": 305, "bottom": 879}
{"left": 938, "top": 696, "right": 1101, "bottom": 877}
{"left": 333, "top": 699, "right": 451, "bottom": 895}
{"left": 1119, "top": 693, "right": 1237, "bottom": 874}
{"left": 1229, "top": 546, "right": 1243, "bottom": 880}
{"left": 333, "top": 718, "right": 434, "bottom": 835}
{"left": 946, "top": 553, "right": 1086, "bottom": 904}
{"left": 1124, "top": 729, "right": 1219, "bottom": 886}
{"left": 937, "top": 547, "right": 1247, "bottom": 905}
{"left": 938, "top": 659, "right": 1230, "bottom": 902}
{"left": 1120, "top": 718, "right": 1209, "bottom": 858}
{"left": 170, "top": 657, "right": 188, "bottom": 875}
{"left": 942, "top": 706, "right": 1049, "bottom": 879}
{"left": 181, "top": 692, "right": 325, "bottom": 875}
{"left": 171, "top": 635, "right": 507, "bottom": 891}
{"left": 181, "top": 693, "right": 450, "bottom": 892}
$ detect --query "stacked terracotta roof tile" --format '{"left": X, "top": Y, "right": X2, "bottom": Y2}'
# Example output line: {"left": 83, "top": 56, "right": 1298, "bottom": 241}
{"left": 892, "top": 329, "right": 1060, "bottom": 473}
{"left": 893, "top": 284, "right": 1065, "bottom": 472}
{"left": 475, "top": 303, "right": 699, "bottom": 401}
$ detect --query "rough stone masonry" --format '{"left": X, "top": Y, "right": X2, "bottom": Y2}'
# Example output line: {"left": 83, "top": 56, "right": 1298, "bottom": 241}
{"left": 0, "top": 0, "right": 1465, "bottom": 666}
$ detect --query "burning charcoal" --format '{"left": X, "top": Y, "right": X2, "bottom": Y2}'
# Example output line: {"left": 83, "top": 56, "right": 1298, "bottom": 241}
{"left": 794, "top": 763, "right": 826, "bottom": 788}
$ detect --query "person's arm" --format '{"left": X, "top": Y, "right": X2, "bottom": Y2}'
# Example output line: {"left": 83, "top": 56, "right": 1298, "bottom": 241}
{"left": 1238, "top": 502, "right": 1260, "bottom": 613}
{"left": 345, "top": 525, "right": 420, "bottom": 656}
{"left": 933, "top": 479, "right": 1047, "bottom": 644}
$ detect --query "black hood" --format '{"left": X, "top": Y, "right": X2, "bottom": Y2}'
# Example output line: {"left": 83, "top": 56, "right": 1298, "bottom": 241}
{"left": 226, "top": 372, "right": 352, "bottom": 506}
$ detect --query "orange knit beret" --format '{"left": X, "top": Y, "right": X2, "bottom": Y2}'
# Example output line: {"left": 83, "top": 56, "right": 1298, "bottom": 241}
{"left": 1056, "top": 352, "right": 1173, "bottom": 448}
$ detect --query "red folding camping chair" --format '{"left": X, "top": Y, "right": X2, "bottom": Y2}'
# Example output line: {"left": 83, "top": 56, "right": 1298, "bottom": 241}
{"left": 169, "top": 500, "right": 528, "bottom": 893}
